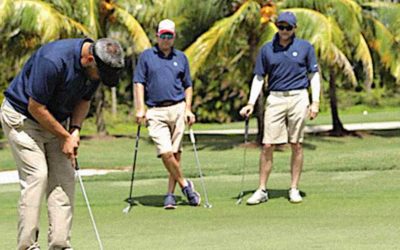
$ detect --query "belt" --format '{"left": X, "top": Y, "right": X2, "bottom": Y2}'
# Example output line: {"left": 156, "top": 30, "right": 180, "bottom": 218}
{"left": 270, "top": 89, "right": 306, "bottom": 97}
{"left": 150, "top": 100, "right": 184, "bottom": 108}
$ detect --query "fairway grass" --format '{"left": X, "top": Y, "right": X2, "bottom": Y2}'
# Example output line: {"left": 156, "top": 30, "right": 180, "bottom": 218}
{"left": 1, "top": 171, "right": 399, "bottom": 249}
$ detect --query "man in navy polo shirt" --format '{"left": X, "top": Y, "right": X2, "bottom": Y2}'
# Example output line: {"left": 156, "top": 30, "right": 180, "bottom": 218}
{"left": 240, "top": 12, "right": 321, "bottom": 205}
{"left": 134, "top": 19, "right": 201, "bottom": 209}
{"left": 0, "top": 38, "right": 124, "bottom": 249}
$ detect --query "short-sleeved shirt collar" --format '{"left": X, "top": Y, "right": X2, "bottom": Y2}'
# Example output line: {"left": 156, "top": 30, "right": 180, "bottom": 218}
{"left": 74, "top": 38, "right": 94, "bottom": 72}
{"left": 272, "top": 33, "right": 296, "bottom": 52}
{"left": 152, "top": 45, "right": 177, "bottom": 59}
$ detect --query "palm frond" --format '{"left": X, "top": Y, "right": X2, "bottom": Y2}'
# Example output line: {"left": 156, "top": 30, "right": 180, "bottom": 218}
{"left": 13, "top": 0, "right": 90, "bottom": 42}
{"left": 362, "top": 2, "right": 400, "bottom": 42}
{"left": 258, "top": 22, "right": 277, "bottom": 48}
{"left": 184, "top": 0, "right": 260, "bottom": 78}
{"left": 363, "top": 16, "right": 397, "bottom": 70}
{"left": 284, "top": 8, "right": 344, "bottom": 57}
{"left": 280, "top": 0, "right": 362, "bottom": 41}
{"left": 114, "top": 6, "right": 151, "bottom": 53}
{"left": 87, "top": 0, "right": 100, "bottom": 38}
{"left": 0, "top": 0, "right": 13, "bottom": 28}
{"left": 154, "top": 0, "right": 187, "bottom": 19}
{"left": 355, "top": 34, "right": 373, "bottom": 88}
{"left": 329, "top": 44, "right": 358, "bottom": 86}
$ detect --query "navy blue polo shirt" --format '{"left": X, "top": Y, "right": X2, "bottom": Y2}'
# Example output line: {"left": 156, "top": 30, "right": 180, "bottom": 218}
{"left": 133, "top": 46, "right": 192, "bottom": 107}
{"left": 4, "top": 38, "right": 100, "bottom": 122}
{"left": 254, "top": 34, "right": 318, "bottom": 91}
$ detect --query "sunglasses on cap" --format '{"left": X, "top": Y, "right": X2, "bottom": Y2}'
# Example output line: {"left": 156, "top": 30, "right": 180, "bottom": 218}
{"left": 159, "top": 33, "right": 174, "bottom": 40}
{"left": 277, "top": 25, "right": 294, "bottom": 31}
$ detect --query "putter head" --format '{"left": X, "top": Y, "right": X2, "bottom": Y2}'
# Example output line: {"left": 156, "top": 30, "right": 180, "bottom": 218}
{"left": 125, "top": 197, "right": 134, "bottom": 204}
{"left": 236, "top": 192, "right": 244, "bottom": 205}
{"left": 122, "top": 205, "right": 132, "bottom": 214}
{"left": 204, "top": 203, "right": 212, "bottom": 208}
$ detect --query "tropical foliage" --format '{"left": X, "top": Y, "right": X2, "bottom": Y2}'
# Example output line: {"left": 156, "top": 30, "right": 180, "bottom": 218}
{"left": 0, "top": 0, "right": 399, "bottom": 136}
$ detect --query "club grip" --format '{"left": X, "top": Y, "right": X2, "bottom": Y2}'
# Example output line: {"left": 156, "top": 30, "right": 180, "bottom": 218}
{"left": 189, "top": 128, "right": 196, "bottom": 143}
{"left": 75, "top": 159, "right": 80, "bottom": 170}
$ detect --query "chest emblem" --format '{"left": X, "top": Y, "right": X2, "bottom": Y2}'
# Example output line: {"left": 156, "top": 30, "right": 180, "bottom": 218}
{"left": 173, "top": 62, "right": 178, "bottom": 66}
{"left": 292, "top": 51, "right": 298, "bottom": 57}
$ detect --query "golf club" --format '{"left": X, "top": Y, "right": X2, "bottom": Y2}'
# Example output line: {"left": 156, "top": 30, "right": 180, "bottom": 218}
{"left": 189, "top": 128, "right": 212, "bottom": 208}
{"left": 236, "top": 117, "right": 249, "bottom": 205}
{"left": 123, "top": 124, "right": 141, "bottom": 214}
{"left": 75, "top": 159, "right": 104, "bottom": 250}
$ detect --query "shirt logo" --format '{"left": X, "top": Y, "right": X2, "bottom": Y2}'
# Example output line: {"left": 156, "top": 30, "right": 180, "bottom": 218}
{"left": 292, "top": 51, "right": 298, "bottom": 57}
{"left": 173, "top": 62, "right": 178, "bottom": 66}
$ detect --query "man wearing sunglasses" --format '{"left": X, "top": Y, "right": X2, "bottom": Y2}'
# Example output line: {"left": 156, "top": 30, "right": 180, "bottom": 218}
{"left": 134, "top": 19, "right": 200, "bottom": 209}
{"left": 240, "top": 11, "right": 321, "bottom": 205}
{"left": 0, "top": 38, "right": 125, "bottom": 249}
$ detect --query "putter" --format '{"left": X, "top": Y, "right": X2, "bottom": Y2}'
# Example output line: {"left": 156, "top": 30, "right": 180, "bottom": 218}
{"left": 123, "top": 124, "right": 141, "bottom": 214}
{"left": 75, "top": 159, "right": 104, "bottom": 250}
{"left": 189, "top": 128, "right": 212, "bottom": 208}
{"left": 236, "top": 117, "right": 249, "bottom": 205}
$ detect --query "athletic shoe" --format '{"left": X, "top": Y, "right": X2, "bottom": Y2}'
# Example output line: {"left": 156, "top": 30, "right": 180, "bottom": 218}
{"left": 182, "top": 180, "right": 201, "bottom": 206}
{"left": 289, "top": 188, "right": 302, "bottom": 203}
{"left": 163, "top": 193, "right": 177, "bottom": 209}
{"left": 246, "top": 189, "right": 268, "bottom": 205}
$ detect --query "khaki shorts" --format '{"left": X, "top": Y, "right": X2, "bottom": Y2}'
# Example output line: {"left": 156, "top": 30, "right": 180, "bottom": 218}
{"left": 146, "top": 101, "right": 186, "bottom": 157}
{"left": 263, "top": 89, "right": 309, "bottom": 144}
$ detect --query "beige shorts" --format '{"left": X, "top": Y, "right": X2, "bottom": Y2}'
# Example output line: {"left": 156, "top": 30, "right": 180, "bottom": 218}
{"left": 263, "top": 89, "right": 309, "bottom": 144}
{"left": 146, "top": 101, "right": 186, "bottom": 157}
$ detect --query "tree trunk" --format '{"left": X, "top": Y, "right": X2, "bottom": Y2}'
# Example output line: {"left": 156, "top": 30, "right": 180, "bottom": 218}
{"left": 111, "top": 87, "right": 117, "bottom": 118}
{"left": 95, "top": 86, "right": 108, "bottom": 136}
{"left": 329, "top": 69, "right": 347, "bottom": 136}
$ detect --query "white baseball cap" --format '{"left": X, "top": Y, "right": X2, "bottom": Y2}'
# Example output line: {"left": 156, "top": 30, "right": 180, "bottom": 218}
{"left": 158, "top": 19, "right": 175, "bottom": 35}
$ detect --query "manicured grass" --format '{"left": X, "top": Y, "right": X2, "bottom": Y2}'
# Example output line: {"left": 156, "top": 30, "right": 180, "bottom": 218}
{"left": 1, "top": 171, "right": 399, "bottom": 249}
{"left": 1, "top": 125, "right": 399, "bottom": 249}
{"left": 1, "top": 130, "right": 399, "bottom": 174}
{"left": 77, "top": 106, "right": 400, "bottom": 136}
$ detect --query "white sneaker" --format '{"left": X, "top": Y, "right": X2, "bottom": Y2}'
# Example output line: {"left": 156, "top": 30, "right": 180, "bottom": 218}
{"left": 289, "top": 188, "right": 302, "bottom": 203}
{"left": 246, "top": 189, "right": 268, "bottom": 205}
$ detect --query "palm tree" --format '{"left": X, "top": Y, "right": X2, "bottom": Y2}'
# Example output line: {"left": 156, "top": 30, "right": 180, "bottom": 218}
{"left": 184, "top": 0, "right": 399, "bottom": 139}
{"left": 185, "top": 0, "right": 265, "bottom": 140}
{"left": 280, "top": 0, "right": 400, "bottom": 135}
{"left": 0, "top": 0, "right": 151, "bottom": 135}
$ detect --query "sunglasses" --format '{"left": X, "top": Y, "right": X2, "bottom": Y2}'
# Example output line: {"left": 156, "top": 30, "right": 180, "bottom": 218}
{"left": 277, "top": 25, "right": 294, "bottom": 31}
{"left": 159, "top": 33, "right": 174, "bottom": 40}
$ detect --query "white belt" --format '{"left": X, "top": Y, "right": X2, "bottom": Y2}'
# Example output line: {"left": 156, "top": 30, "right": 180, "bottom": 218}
{"left": 270, "top": 89, "right": 306, "bottom": 97}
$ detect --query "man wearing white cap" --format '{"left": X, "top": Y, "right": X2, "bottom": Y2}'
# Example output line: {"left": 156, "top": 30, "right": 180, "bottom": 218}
{"left": 240, "top": 11, "right": 321, "bottom": 205}
{"left": 133, "top": 19, "right": 201, "bottom": 209}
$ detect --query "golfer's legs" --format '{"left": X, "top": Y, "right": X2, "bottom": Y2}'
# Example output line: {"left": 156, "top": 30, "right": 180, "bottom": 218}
{"left": 46, "top": 137, "right": 75, "bottom": 250}
{"left": 287, "top": 91, "right": 308, "bottom": 188}
{"left": 161, "top": 152, "right": 186, "bottom": 188}
{"left": 290, "top": 143, "right": 303, "bottom": 189}
{"left": 258, "top": 144, "right": 274, "bottom": 190}
{"left": 167, "top": 153, "right": 181, "bottom": 193}
{"left": 1, "top": 119, "right": 47, "bottom": 250}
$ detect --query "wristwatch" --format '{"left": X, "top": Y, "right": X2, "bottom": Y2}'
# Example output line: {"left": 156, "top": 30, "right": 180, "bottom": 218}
{"left": 69, "top": 125, "right": 81, "bottom": 133}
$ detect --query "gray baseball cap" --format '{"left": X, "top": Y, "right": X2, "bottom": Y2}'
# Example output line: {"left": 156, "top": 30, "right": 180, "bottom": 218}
{"left": 92, "top": 38, "right": 125, "bottom": 87}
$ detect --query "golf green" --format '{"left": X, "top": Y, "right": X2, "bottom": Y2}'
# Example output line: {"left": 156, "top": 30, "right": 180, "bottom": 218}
{"left": 1, "top": 171, "right": 399, "bottom": 249}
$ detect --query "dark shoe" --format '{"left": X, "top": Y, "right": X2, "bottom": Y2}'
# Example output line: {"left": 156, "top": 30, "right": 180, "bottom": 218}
{"left": 182, "top": 180, "right": 201, "bottom": 206}
{"left": 163, "top": 193, "right": 177, "bottom": 209}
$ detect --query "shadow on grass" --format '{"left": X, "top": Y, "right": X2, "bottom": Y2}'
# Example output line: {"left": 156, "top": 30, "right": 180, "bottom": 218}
{"left": 368, "top": 129, "right": 400, "bottom": 138}
{"left": 125, "top": 195, "right": 186, "bottom": 207}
